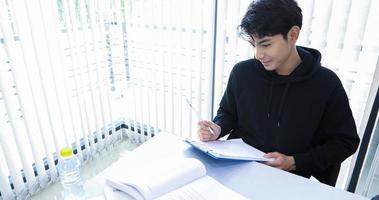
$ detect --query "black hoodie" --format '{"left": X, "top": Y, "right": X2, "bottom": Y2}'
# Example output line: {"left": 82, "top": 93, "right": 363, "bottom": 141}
{"left": 213, "top": 46, "right": 360, "bottom": 179}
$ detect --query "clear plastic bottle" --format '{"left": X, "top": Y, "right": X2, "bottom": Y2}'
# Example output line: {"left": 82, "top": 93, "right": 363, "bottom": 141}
{"left": 58, "top": 147, "right": 85, "bottom": 200}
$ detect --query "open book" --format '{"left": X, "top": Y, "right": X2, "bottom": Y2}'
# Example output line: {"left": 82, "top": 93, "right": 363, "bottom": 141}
{"left": 105, "top": 158, "right": 247, "bottom": 200}
{"left": 185, "top": 138, "right": 270, "bottom": 162}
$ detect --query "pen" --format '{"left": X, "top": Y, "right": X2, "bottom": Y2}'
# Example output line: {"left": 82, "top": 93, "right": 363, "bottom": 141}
{"left": 185, "top": 98, "right": 215, "bottom": 135}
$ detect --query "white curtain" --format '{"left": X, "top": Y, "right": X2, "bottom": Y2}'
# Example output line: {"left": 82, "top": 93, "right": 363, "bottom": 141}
{"left": 0, "top": 0, "right": 128, "bottom": 199}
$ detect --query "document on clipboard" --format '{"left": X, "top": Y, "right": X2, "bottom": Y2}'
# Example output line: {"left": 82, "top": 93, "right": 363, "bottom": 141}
{"left": 185, "top": 138, "right": 270, "bottom": 162}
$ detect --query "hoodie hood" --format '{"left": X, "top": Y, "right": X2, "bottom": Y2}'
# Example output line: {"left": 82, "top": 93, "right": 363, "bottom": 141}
{"left": 257, "top": 46, "right": 322, "bottom": 127}
{"left": 256, "top": 46, "right": 322, "bottom": 84}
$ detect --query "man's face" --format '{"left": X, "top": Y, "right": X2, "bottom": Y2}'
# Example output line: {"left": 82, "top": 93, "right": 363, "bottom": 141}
{"left": 249, "top": 34, "right": 292, "bottom": 72}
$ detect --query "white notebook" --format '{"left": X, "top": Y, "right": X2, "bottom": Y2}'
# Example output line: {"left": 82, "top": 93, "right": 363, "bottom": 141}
{"left": 105, "top": 158, "right": 247, "bottom": 200}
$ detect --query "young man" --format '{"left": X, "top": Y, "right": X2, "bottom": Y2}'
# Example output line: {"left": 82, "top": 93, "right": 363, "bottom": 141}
{"left": 198, "top": 0, "right": 360, "bottom": 186}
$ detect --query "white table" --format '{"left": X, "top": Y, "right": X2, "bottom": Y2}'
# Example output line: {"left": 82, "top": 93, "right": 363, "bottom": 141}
{"left": 96, "top": 133, "right": 368, "bottom": 200}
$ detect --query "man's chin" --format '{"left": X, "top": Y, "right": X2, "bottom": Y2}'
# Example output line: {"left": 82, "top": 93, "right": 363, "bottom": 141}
{"left": 263, "top": 65, "right": 276, "bottom": 71}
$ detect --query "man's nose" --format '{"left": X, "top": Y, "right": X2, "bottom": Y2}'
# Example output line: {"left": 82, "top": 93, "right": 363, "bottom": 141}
{"left": 254, "top": 48, "right": 264, "bottom": 59}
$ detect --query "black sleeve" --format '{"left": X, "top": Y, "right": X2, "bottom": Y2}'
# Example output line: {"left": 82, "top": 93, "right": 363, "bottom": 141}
{"left": 293, "top": 81, "right": 360, "bottom": 173}
{"left": 213, "top": 67, "right": 238, "bottom": 138}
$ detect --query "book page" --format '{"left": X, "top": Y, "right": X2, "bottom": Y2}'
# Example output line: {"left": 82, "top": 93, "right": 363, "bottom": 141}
{"left": 157, "top": 176, "right": 248, "bottom": 200}
{"left": 106, "top": 158, "right": 206, "bottom": 200}
{"left": 105, "top": 179, "right": 145, "bottom": 200}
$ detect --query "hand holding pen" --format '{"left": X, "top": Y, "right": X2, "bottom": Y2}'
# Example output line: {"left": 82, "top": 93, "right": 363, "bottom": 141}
{"left": 185, "top": 99, "right": 221, "bottom": 141}
{"left": 197, "top": 120, "right": 221, "bottom": 141}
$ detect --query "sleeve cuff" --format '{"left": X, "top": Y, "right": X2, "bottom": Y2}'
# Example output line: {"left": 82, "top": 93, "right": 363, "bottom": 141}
{"left": 212, "top": 120, "right": 224, "bottom": 138}
{"left": 293, "top": 153, "right": 313, "bottom": 172}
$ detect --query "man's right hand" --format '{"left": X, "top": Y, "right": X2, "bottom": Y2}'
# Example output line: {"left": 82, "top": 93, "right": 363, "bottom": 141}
{"left": 197, "top": 120, "right": 221, "bottom": 141}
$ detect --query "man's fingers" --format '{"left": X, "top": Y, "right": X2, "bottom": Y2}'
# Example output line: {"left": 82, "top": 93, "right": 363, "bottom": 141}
{"left": 264, "top": 152, "right": 281, "bottom": 158}
{"left": 263, "top": 152, "right": 295, "bottom": 171}
{"left": 265, "top": 159, "right": 280, "bottom": 167}
{"left": 198, "top": 130, "right": 214, "bottom": 141}
{"left": 199, "top": 133, "right": 213, "bottom": 141}
{"left": 205, "top": 121, "right": 217, "bottom": 129}
{"left": 199, "top": 130, "right": 213, "bottom": 138}
{"left": 201, "top": 135, "right": 212, "bottom": 141}
{"left": 199, "top": 127, "right": 213, "bottom": 133}
{"left": 198, "top": 123, "right": 216, "bottom": 134}
{"left": 264, "top": 152, "right": 281, "bottom": 166}
{"left": 198, "top": 121, "right": 211, "bottom": 129}
{"left": 198, "top": 120, "right": 219, "bottom": 141}
{"left": 198, "top": 121, "right": 219, "bottom": 131}
{"left": 209, "top": 122, "right": 219, "bottom": 131}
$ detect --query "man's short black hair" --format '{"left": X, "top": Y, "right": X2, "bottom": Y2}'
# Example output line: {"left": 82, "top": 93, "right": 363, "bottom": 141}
{"left": 239, "top": 0, "right": 302, "bottom": 40}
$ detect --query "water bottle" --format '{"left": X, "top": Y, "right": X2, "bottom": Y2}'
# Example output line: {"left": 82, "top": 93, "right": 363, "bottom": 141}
{"left": 58, "top": 147, "right": 85, "bottom": 200}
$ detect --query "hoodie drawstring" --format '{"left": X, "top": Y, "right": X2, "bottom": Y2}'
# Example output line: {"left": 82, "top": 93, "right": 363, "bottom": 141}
{"left": 266, "top": 80, "right": 290, "bottom": 127}
{"left": 277, "top": 83, "right": 290, "bottom": 127}
{"left": 266, "top": 79, "right": 274, "bottom": 119}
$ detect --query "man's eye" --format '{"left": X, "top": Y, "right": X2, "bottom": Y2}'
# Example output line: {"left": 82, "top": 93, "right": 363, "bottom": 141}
{"left": 262, "top": 44, "right": 271, "bottom": 47}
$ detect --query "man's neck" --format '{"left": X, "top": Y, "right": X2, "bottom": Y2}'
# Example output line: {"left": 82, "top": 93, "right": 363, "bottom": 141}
{"left": 275, "top": 47, "right": 301, "bottom": 76}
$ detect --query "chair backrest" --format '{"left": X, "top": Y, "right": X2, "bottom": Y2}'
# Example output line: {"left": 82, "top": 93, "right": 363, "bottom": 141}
{"left": 312, "top": 164, "right": 341, "bottom": 187}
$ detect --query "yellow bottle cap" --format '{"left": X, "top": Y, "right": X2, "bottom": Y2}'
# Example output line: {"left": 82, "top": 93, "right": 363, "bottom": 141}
{"left": 60, "top": 147, "right": 73, "bottom": 157}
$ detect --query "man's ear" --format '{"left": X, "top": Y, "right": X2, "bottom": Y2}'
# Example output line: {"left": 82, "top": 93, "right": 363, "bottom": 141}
{"left": 287, "top": 25, "right": 300, "bottom": 44}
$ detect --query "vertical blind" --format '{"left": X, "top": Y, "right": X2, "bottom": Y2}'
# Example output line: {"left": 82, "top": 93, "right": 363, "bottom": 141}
{"left": 1, "top": 0, "right": 379, "bottom": 199}
{"left": 122, "top": 0, "right": 216, "bottom": 143}
{"left": 0, "top": 0, "right": 128, "bottom": 199}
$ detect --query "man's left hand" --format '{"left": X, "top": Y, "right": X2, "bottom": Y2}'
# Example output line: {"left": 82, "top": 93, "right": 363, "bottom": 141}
{"left": 264, "top": 152, "right": 296, "bottom": 171}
